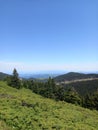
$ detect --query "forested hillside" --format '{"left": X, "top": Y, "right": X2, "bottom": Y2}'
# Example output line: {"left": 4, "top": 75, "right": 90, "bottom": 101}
{"left": 64, "top": 79, "right": 98, "bottom": 96}
{"left": 54, "top": 72, "right": 98, "bottom": 82}
{"left": 0, "top": 72, "right": 10, "bottom": 80}
{"left": 0, "top": 81, "right": 98, "bottom": 130}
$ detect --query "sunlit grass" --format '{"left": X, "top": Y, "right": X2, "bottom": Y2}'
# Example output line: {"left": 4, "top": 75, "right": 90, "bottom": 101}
{"left": 0, "top": 81, "right": 98, "bottom": 130}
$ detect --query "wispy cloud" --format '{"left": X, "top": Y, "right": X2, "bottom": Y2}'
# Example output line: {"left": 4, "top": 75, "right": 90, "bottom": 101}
{"left": 0, "top": 61, "right": 98, "bottom": 73}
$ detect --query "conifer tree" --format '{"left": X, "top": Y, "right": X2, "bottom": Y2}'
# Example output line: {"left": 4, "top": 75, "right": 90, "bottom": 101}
{"left": 10, "top": 68, "right": 21, "bottom": 89}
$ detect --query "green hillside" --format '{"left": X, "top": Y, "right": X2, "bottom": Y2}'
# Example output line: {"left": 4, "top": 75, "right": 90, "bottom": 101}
{"left": 64, "top": 79, "right": 98, "bottom": 96}
{"left": 0, "top": 72, "right": 10, "bottom": 80}
{"left": 0, "top": 81, "right": 98, "bottom": 130}
{"left": 54, "top": 72, "right": 98, "bottom": 82}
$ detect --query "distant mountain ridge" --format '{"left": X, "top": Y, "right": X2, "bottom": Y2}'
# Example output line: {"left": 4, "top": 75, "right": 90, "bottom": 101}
{"left": 20, "top": 73, "right": 59, "bottom": 79}
{"left": 1, "top": 71, "right": 98, "bottom": 81}
{"left": 54, "top": 72, "right": 98, "bottom": 82}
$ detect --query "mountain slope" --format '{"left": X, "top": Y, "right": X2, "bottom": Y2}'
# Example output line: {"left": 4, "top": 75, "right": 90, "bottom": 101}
{"left": 54, "top": 72, "right": 98, "bottom": 82}
{"left": 0, "top": 72, "right": 10, "bottom": 80}
{"left": 0, "top": 81, "right": 98, "bottom": 130}
{"left": 64, "top": 79, "right": 98, "bottom": 96}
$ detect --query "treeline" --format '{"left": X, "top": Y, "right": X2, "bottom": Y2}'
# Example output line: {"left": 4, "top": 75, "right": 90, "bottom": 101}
{"left": 5, "top": 69, "right": 98, "bottom": 110}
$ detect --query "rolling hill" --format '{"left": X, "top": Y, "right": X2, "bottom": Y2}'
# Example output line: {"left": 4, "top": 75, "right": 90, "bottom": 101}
{"left": 54, "top": 72, "right": 98, "bottom": 96}
{"left": 0, "top": 81, "right": 98, "bottom": 130}
{"left": 0, "top": 72, "right": 10, "bottom": 80}
{"left": 54, "top": 72, "right": 98, "bottom": 82}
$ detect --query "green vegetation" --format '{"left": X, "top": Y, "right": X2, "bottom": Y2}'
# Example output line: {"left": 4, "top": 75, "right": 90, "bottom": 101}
{"left": 63, "top": 80, "right": 98, "bottom": 110}
{"left": 0, "top": 72, "right": 10, "bottom": 80}
{"left": 83, "top": 91, "right": 98, "bottom": 110}
{"left": 21, "top": 78, "right": 98, "bottom": 110}
{"left": 22, "top": 77, "right": 82, "bottom": 104}
{"left": 54, "top": 72, "right": 98, "bottom": 82}
{"left": 0, "top": 120, "right": 13, "bottom": 130}
{"left": 5, "top": 69, "right": 98, "bottom": 110}
{"left": 64, "top": 79, "right": 98, "bottom": 96}
{"left": 0, "top": 81, "right": 98, "bottom": 130}
{"left": 6, "top": 68, "right": 21, "bottom": 89}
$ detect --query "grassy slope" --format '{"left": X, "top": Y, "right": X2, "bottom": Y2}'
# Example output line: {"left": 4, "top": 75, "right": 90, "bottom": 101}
{"left": 0, "top": 81, "right": 98, "bottom": 130}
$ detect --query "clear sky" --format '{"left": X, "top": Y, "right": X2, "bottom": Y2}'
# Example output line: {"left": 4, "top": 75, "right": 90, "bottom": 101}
{"left": 0, "top": 0, "right": 98, "bottom": 73}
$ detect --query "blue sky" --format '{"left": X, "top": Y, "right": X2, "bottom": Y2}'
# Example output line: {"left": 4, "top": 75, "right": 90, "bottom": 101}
{"left": 0, "top": 0, "right": 98, "bottom": 73}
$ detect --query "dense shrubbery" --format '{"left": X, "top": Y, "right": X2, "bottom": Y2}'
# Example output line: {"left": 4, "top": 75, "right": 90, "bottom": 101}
{"left": 0, "top": 81, "right": 98, "bottom": 130}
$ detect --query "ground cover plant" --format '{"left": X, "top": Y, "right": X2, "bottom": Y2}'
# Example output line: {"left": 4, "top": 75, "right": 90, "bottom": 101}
{"left": 0, "top": 81, "right": 98, "bottom": 130}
